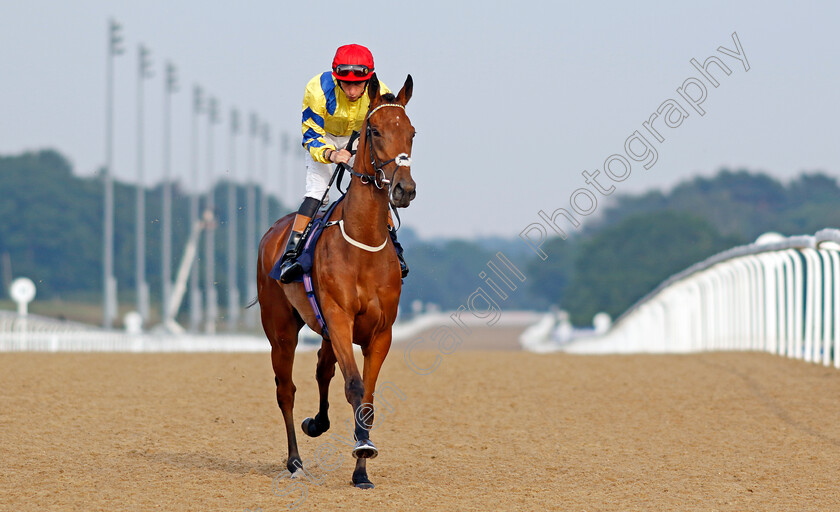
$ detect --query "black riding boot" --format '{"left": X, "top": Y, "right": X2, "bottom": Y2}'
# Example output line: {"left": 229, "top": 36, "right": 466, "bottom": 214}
{"left": 277, "top": 197, "right": 322, "bottom": 283}
{"left": 389, "top": 228, "right": 409, "bottom": 278}
{"left": 278, "top": 230, "right": 306, "bottom": 283}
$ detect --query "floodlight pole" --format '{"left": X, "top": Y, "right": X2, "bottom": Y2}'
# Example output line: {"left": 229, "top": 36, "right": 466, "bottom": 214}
{"left": 162, "top": 62, "right": 178, "bottom": 323}
{"left": 281, "top": 132, "right": 292, "bottom": 213}
{"left": 189, "top": 85, "right": 204, "bottom": 332}
{"left": 204, "top": 97, "right": 220, "bottom": 334}
{"left": 245, "top": 112, "right": 258, "bottom": 329}
{"left": 135, "top": 43, "right": 153, "bottom": 325}
{"left": 103, "top": 19, "right": 124, "bottom": 329}
{"left": 259, "top": 123, "right": 271, "bottom": 249}
{"left": 226, "top": 108, "right": 241, "bottom": 332}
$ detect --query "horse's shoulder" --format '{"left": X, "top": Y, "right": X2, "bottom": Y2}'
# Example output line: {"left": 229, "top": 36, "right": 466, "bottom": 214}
{"left": 325, "top": 201, "right": 345, "bottom": 221}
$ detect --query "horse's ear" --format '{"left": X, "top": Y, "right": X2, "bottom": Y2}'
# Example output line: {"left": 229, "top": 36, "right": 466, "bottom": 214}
{"left": 397, "top": 74, "right": 413, "bottom": 105}
{"left": 368, "top": 73, "right": 380, "bottom": 102}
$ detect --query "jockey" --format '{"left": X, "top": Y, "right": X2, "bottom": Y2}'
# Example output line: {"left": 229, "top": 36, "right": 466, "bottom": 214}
{"left": 277, "top": 44, "right": 409, "bottom": 284}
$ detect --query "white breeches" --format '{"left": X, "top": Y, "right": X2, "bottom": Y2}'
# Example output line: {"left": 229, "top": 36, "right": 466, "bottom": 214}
{"left": 304, "top": 133, "right": 356, "bottom": 204}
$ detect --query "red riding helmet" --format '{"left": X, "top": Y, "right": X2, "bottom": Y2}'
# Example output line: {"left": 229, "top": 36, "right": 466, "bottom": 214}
{"left": 332, "top": 44, "right": 375, "bottom": 82}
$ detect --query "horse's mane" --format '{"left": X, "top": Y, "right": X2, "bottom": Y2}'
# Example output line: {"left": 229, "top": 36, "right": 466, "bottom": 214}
{"left": 382, "top": 93, "right": 396, "bottom": 101}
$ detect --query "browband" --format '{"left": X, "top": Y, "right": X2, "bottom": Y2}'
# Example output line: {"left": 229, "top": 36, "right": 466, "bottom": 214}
{"left": 367, "top": 103, "right": 405, "bottom": 118}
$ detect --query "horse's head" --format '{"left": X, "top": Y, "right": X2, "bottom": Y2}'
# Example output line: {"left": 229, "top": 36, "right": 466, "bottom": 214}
{"left": 364, "top": 73, "right": 416, "bottom": 208}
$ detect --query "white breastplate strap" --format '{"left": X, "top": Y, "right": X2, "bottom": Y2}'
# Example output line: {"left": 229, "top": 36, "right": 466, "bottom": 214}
{"left": 338, "top": 220, "right": 388, "bottom": 252}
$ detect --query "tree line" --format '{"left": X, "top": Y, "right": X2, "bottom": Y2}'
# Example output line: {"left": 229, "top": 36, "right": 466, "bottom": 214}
{"left": 0, "top": 149, "right": 287, "bottom": 306}
{"left": 1, "top": 149, "right": 837, "bottom": 326}
{"left": 524, "top": 169, "right": 840, "bottom": 324}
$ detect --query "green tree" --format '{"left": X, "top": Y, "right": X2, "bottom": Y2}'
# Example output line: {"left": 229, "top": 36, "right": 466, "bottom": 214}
{"left": 778, "top": 173, "right": 840, "bottom": 235}
{"left": 525, "top": 235, "right": 577, "bottom": 308}
{"left": 0, "top": 150, "right": 102, "bottom": 296}
{"left": 564, "top": 211, "right": 742, "bottom": 325}
{"left": 401, "top": 239, "right": 495, "bottom": 310}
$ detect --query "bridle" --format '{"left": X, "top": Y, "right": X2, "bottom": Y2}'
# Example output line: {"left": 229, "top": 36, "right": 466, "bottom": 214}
{"left": 343, "top": 103, "right": 412, "bottom": 191}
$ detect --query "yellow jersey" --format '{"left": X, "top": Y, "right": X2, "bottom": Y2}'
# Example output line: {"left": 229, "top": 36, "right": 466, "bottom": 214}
{"left": 301, "top": 72, "right": 390, "bottom": 163}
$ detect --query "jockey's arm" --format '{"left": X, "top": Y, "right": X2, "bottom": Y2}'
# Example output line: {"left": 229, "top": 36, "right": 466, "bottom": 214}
{"left": 301, "top": 76, "right": 334, "bottom": 164}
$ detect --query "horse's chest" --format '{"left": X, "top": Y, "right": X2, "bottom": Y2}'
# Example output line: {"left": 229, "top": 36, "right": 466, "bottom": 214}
{"left": 351, "top": 305, "right": 392, "bottom": 342}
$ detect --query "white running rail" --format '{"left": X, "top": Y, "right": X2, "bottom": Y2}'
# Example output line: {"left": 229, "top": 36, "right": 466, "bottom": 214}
{"left": 565, "top": 229, "right": 840, "bottom": 368}
{"left": 0, "top": 310, "right": 543, "bottom": 353}
{"left": 0, "top": 310, "right": 304, "bottom": 352}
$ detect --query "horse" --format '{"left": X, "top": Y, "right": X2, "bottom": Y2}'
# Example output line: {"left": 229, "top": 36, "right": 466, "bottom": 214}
{"left": 256, "top": 73, "right": 416, "bottom": 489}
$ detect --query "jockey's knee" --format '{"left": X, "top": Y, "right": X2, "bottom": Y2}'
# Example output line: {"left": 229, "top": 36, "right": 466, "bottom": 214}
{"left": 299, "top": 196, "right": 322, "bottom": 217}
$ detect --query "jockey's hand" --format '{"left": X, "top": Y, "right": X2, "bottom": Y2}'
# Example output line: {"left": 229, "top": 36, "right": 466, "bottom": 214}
{"left": 330, "top": 149, "right": 352, "bottom": 164}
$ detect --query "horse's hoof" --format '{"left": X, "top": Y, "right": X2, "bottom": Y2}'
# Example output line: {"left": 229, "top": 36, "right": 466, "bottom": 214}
{"left": 352, "top": 439, "right": 378, "bottom": 459}
{"left": 301, "top": 417, "right": 322, "bottom": 438}
{"left": 352, "top": 469, "right": 375, "bottom": 489}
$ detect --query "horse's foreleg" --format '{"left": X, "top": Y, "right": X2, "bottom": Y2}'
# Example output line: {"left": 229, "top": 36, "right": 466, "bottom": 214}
{"left": 350, "top": 333, "right": 393, "bottom": 489}
{"left": 301, "top": 339, "right": 336, "bottom": 437}
{"left": 360, "top": 333, "right": 393, "bottom": 431}
{"left": 320, "top": 318, "right": 378, "bottom": 488}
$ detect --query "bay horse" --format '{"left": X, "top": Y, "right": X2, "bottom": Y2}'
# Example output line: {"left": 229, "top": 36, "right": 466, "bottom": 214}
{"left": 256, "top": 74, "right": 416, "bottom": 489}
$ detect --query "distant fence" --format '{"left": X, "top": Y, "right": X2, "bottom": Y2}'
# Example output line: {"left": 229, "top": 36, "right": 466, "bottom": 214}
{"left": 0, "top": 310, "right": 301, "bottom": 352}
{"left": 0, "top": 310, "right": 541, "bottom": 353}
{"left": 564, "top": 229, "right": 840, "bottom": 368}
{"left": 0, "top": 310, "right": 97, "bottom": 334}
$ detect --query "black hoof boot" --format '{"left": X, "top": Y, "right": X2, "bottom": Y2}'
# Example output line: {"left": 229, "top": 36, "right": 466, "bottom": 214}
{"left": 286, "top": 455, "right": 303, "bottom": 475}
{"left": 352, "top": 468, "right": 375, "bottom": 489}
{"left": 301, "top": 414, "right": 330, "bottom": 437}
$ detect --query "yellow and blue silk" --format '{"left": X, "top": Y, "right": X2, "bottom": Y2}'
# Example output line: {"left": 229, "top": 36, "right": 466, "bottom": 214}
{"left": 301, "top": 72, "right": 390, "bottom": 163}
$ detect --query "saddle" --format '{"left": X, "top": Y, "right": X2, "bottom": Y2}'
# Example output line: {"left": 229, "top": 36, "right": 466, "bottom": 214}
{"left": 268, "top": 197, "right": 347, "bottom": 339}
{"left": 268, "top": 193, "right": 404, "bottom": 340}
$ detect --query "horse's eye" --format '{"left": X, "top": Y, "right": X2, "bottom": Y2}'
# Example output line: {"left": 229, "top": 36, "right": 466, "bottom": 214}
{"left": 370, "top": 128, "right": 380, "bottom": 137}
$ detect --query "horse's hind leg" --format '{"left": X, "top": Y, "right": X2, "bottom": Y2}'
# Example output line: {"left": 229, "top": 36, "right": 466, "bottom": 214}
{"left": 262, "top": 303, "right": 303, "bottom": 475}
{"left": 301, "top": 339, "right": 336, "bottom": 438}
{"left": 271, "top": 340, "right": 302, "bottom": 475}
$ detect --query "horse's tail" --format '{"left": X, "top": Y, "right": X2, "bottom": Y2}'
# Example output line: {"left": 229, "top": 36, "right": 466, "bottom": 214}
{"left": 245, "top": 296, "right": 258, "bottom": 309}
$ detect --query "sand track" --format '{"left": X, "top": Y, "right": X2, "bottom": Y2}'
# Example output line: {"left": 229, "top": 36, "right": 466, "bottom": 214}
{"left": 3, "top": 334, "right": 840, "bottom": 511}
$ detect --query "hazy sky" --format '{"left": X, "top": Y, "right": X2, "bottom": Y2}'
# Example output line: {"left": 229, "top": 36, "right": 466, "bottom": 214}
{"left": 1, "top": 1, "right": 838, "bottom": 239}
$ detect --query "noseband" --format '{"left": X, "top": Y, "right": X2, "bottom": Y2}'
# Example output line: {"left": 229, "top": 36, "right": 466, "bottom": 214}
{"left": 344, "top": 103, "right": 412, "bottom": 190}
